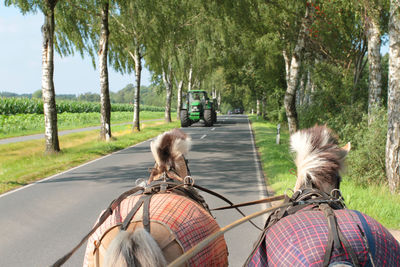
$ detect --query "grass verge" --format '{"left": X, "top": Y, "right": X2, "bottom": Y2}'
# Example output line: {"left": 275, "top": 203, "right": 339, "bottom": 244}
{"left": 250, "top": 116, "right": 400, "bottom": 229}
{"left": 0, "top": 120, "right": 179, "bottom": 194}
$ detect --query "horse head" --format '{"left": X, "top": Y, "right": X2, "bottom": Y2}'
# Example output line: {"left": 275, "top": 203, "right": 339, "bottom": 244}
{"left": 290, "top": 124, "right": 351, "bottom": 194}
{"left": 148, "top": 128, "right": 192, "bottom": 182}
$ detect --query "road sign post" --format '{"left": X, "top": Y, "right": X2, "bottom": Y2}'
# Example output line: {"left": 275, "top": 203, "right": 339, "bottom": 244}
{"left": 276, "top": 124, "right": 281, "bottom": 145}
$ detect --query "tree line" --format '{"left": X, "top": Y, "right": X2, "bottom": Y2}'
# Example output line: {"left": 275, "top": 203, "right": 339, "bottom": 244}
{"left": 4, "top": 0, "right": 399, "bottom": 194}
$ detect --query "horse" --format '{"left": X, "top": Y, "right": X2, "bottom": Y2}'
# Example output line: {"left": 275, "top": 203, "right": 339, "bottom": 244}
{"left": 82, "top": 128, "right": 228, "bottom": 267}
{"left": 246, "top": 125, "right": 400, "bottom": 267}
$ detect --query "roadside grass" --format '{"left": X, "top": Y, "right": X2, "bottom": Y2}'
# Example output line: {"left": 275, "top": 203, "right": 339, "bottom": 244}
{"left": 250, "top": 116, "right": 400, "bottom": 229}
{"left": 0, "top": 111, "right": 173, "bottom": 139}
{"left": 0, "top": 120, "right": 179, "bottom": 194}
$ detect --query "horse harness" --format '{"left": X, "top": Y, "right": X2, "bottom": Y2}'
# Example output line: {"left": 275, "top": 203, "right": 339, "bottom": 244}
{"left": 51, "top": 158, "right": 257, "bottom": 267}
{"left": 245, "top": 188, "right": 376, "bottom": 267}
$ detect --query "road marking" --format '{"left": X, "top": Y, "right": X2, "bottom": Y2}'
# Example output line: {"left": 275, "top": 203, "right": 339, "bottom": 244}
{"left": 0, "top": 139, "right": 150, "bottom": 199}
{"left": 200, "top": 134, "right": 207, "bottom": 139}
{"left": 211, "top": 128, "right": 215, "bottom": 131}
{"left": 246, "top": 116, "right": 269, "bottom": 214}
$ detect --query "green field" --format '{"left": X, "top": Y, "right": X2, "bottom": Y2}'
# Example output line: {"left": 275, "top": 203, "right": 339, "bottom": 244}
{"left": 0, "top": 111, "right": 171, "bottom": 139}
{"left": 250, "top": 116, "right": 400, "bottom": 229}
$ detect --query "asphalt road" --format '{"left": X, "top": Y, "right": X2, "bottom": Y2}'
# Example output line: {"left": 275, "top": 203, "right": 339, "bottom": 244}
{"left": 0, "top": 115, "right": 269, "bottom": 267}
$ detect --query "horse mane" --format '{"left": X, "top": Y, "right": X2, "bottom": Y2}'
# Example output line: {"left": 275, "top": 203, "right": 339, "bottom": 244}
{"left": 290, "top": 125, "right": 350, "bottom": 193}
{"left": 150, "top": 128, "right": 191, "bottom": 176}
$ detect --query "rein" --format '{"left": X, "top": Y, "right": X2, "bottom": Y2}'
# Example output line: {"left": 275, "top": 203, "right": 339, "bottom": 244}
{"left": 50, "top": 173, "right": 266, "bottom": 266}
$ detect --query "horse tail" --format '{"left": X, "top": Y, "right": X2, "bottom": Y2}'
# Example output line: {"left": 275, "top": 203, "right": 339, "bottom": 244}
{"left": 290, "top": 125, "right": 350, "bottom": 191}
{"left": 104, "top": 228, "right": 167, "bottom": 267}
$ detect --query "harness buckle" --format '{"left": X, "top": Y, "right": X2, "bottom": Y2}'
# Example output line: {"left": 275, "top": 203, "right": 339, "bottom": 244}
{"left": 184, "top": 176, "right": 195, "bottom": 188}
{"left": 160, "top": 183, "right": 168, "bottom": 193}
{"left": 144, "top": 186, "right": 153, "bottom": 194}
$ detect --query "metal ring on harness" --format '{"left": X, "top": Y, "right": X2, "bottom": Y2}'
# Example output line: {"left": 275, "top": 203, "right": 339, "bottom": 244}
{"left": 330, "top": 188, "right": 342, "bottom": 199}
{"left": 184, "top": 176, "right": 195, "bottom": 187}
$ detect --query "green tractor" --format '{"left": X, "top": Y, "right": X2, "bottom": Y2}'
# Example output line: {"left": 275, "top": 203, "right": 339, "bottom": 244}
{"left": 180, "top": 90, "right": 217, "bottom": 127}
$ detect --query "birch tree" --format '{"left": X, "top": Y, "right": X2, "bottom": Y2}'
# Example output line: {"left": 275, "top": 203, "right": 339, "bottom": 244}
{"left": 386, "top": 0, "right": 400, "bottom": 194}
{"left": 98, "top": 0, "right": 111, "bottom": 141}
{"left": 6, "top": 0, "right": 60, "bottom": 153}
{"left": 56, "top": 0, "right": 113, "bottom": 140}
{"left": 360, "top": 0, "right": 389, "bottom": 124}
{"left": 109, "top": 0, "right": 150, "bottom": 132}
{"left": 283, "top": 1, "right": 312, "bottom": 134}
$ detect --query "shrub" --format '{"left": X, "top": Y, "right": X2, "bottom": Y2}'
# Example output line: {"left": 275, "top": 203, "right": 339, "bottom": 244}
{"left": 346, "top": 108, "right": 387, "bottom": 186}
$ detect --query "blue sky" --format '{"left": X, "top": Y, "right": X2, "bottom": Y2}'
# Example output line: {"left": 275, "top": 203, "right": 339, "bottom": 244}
{"left": 0, "top": 2, "right": 151, "bottom": 95}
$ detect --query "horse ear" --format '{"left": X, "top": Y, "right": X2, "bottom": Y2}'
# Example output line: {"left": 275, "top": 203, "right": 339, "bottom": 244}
{"left": 342, "top": 142, "right": 351, "bottom": 154}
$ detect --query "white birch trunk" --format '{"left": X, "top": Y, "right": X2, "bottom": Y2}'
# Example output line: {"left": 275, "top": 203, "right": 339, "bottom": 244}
{"left": 256, "top": 99, "right": 261, "bottom": 116}
{"left": 162, "top": 62, "right": 173, "bottom": 123}
{"left": 305, "top": 70, "right": 312, "bottom": 105}
{"left": 131, "top": 46, "right": 142, "bottom": 132}
{"left": 99, "top": 1, "right": 111, "bottom": 141}
{"left": 217, "top": 91, "right": 221, "bottom": 112}
{"left": 188, "top": 67, "right": 193, "bottom": 91}
{"left": 367, "top": 18, "right": 382, "bottom": 124}
{"left": 386, "top": 0, "right": 400, "bottom": 194}
{"left": 176, "top": 79, "right": 183, "bottom": 120}
{"left": 41, "top": 1, "right": 60, "bottom": 153}
{"left": 297, "top": 71, "right": 306, "bottom": 107}
{"left": 283, "top": 3, "right": 310, "bottom": 134}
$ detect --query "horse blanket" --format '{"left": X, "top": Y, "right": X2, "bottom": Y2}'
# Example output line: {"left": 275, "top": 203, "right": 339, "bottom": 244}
{"left": 248, "top": 207, "right": 400, "bottom": 266}
{"left": 83, "top": 193, "right": 228, "bottom": 266}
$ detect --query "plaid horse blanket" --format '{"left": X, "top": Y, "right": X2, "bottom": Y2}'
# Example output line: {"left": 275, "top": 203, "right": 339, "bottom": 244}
{"left": 248, "top": 208, "right": 400, "bottom": 266}
{"left": 83, "top": 193, "right": 228, "bottom": 266}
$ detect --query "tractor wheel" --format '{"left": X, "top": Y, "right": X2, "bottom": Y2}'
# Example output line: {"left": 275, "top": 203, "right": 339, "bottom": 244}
{"left": 204, "top": 109, "right": 213, "bottom": 127}
{"left": 180, "top": 109, "right": 190, "bottom": 127}
{"left": 212, "top": 110, "right": 217, "bottom": 123}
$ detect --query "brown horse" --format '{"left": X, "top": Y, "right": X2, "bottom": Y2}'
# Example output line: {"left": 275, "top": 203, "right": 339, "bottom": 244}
{"left": 247, "top": 125, "right": 400, "bottom": 266}
{"left": 83, "top": 129, "right": 228, "bottom": 267}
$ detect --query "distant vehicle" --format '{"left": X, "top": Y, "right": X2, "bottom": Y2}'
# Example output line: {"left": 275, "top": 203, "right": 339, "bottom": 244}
{"left": 180, "top": 90, "right": 217, "bottom": 127}
{"left": 233, "top": 108, "right": 243, "bottom": 114}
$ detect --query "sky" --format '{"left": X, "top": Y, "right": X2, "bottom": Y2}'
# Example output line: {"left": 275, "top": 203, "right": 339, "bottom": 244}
{"left": 0, "top": 2, "right": 152, "bottom": 95}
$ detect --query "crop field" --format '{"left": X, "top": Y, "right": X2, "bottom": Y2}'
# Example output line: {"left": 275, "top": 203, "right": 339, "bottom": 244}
{"left": 0, "top": 111, "right": 167, "bottom": 139}
{"left": 0, "top": 97, "right": 165, "bottom": 115}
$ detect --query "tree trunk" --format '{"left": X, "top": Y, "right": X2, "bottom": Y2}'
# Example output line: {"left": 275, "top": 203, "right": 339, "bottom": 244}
{"left": 283, "top": 3, "right": 310, "bottom": 134}
{"left": 41, "top": 1, "right": 60, "bottom": 153}
{"left": 366, "top": 17, "right": 382, "bottom": 124}
{"left": 99, "top": 1, "right": 111, "bottom": 141}
{"left": 162, "top": 62, "right": 173, "bottom": 123}
{"left": 217, "top": 91, "right": 221, "bottom": 112}
{"left": 386, "top": 0, "right": 400, "bottom": 194}
{"left": 188, "top": 67, "right": 193, "bottom": 91}
{"left": 176, "top": 79, "right": 183, "bottom": 120}
{"left": 262, "top": 94, "right": 267, "bottom": 120}
{"left": 132, "top": 46, "right": 142, "bottom": 132}
{"left": 256, "top": 99, "right": 261, "bottom": 116}
{"left": 297, "top": 70, "right": 306, "bottom": 108}
{"left": 305, "top": 70, "right": 312, "bottom": 105}
{"left": 352, "top": 38, "right": 368, "bottom": 103}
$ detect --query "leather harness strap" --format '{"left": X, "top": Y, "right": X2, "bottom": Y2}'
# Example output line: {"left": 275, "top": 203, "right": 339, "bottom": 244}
{"left": 321, "top": 203, "right": 360, "bottom": 267}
